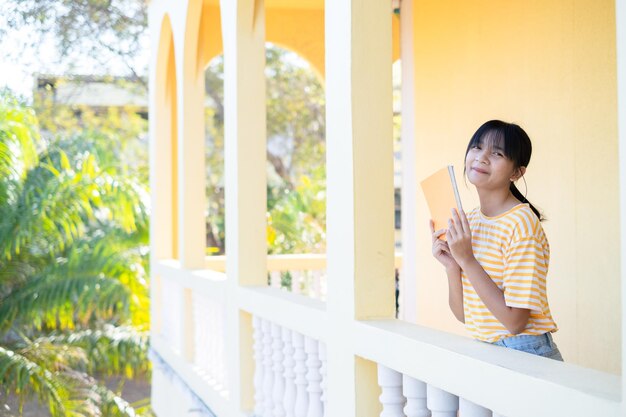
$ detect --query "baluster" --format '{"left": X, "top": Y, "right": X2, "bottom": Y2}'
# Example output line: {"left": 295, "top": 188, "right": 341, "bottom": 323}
{"left": 292, "top": 271, "right": 303, "bottom": 295}
{"left": 270, "top": 271, "right": 282, "bottom": 288}
{"left": 377, "top": 364, "right": 406, "bottom": 417}
{"left": 402, "top": 375, "right": 429, "bottom": 417}
{"left": 312, "top": 270, "right": 323, "bottom": 300}
{"left": 293, "top": 332, "right": 309, "bottom": 417}
{"left": 282, "top": 327, "right": 296, "bottom": 417}
{"left": 318, "top": 342, "right": 328, "bottom": 414}
{"left": 262, "top": 319, "right": 275, "bottom": 417}
{"left": 253, "top": 316, "right": 265, "bottom": 416}
{"left": 459, "top": 398, "right": 491, "bottom": 417}
{"left": 305, "top": 337, "right": 323, "bottom": 417}
{"left": 427, "top": 385, "right": 458, "bottom": 417}
{"left": 272, "top": 323, "right": 286, "bottom": 417}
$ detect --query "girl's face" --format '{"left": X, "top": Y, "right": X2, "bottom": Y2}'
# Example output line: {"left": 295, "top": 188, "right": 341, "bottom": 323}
{"left": 465, "top": 132, "right": 521, "bottom": 191}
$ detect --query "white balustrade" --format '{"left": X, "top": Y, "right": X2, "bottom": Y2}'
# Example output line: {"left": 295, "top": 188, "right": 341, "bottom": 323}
{"left": 253, "top": 316, "right": 265, "bottom": 416}
{"left": 262, "top": 319, "right": 275, "bottom": 417}
{"left": 459, "top": 398, "right": 491, "bottom": 417}
{"left": 427, "top": 385, "right": 458, "bottom": 417}
{"left": 304, "top": 337, "right": 323, "bottom": 417}
{"left": 402, "top": 375, "right": 429, "bottom": 417}
{"left": 272, "top": 323, "right": 287, "bottom": 417}
{"left": 377, "top": 364, "right": 406, "bottom": 417}
{"left": 293, "top": 332, "right": 309, "bottom": 417}
{"left": 283, "top": 327, "right": 297, "bottom": 417}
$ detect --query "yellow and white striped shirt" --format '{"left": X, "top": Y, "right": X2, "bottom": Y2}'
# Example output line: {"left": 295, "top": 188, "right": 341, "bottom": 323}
{"left": 462, "top": 204, "right": 558, "bottom": 342}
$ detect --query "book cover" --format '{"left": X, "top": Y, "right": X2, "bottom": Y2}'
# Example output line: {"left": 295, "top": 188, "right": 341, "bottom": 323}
{"left": 420, "top": 165, "right": 463, "bottom": 237}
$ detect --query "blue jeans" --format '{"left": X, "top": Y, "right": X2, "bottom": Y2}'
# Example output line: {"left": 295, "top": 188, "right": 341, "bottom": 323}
{"left": 492, "top": 333, "right": 564, "bottom": 361}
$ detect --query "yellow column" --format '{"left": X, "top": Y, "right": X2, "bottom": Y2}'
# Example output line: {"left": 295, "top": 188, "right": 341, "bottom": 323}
{"left": 616, "top": 0, "right": 626, "bottom": 410}
{"left": 177, "top": 0, "right": 206, "bottom": 270}
{"left": 325, "top": 0, "right": 394, "bottom": 416}
{"left": 221, "top": 0, "right": 267, "bottom": 412}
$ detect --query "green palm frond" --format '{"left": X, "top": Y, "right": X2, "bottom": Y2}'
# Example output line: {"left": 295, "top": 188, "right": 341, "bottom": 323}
{"left": 0, "top": 346, "right": 68, "bottom": 417}
{"left": 0, "top": 273, "right": 131, "bottom": 332}
{"left": 39, "top": 324, "right": 149, "bottom": 378}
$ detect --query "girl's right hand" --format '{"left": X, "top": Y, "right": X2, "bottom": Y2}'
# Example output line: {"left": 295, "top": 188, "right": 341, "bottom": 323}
{"left": 430, "top": 220, "right": 460, "bottom": 272}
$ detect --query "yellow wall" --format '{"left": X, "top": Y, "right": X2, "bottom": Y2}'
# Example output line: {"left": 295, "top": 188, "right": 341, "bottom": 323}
{"left": 412, "top": 0, "right": 620, "bottom": 373}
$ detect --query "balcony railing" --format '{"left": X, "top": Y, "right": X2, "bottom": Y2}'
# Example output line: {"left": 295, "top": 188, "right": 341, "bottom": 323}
{"left": 151, "top": 254, "right": 621, "bottom": 417}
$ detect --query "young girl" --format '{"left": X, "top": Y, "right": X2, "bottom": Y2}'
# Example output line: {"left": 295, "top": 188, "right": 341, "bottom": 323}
{"left": 430, "top": 120, "right": 563, "bottom": 360}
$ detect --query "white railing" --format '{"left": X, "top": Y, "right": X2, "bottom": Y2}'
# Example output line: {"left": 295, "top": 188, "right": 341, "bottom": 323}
{"left": 151, "top": 257, "right": 621, "bottom": 417}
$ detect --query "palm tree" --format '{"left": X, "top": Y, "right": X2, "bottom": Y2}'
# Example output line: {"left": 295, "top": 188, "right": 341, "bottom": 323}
{"left": 0, "top": 92, "right": 150, "bottom": 417}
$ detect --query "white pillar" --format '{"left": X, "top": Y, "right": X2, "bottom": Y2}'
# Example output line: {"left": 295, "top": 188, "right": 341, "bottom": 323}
{"left": 377, "top": 365, "right": 406, "bottom": 417}
{"left": 305, "top": 337, "right": 323, "bottom": 417}
{"left": 402, "top": 375, "right": 429, "bottom": 417}
{"left": 325, "top": 0, "right": 395, "bottom": 415}
{"left": 426, "top": 385, "right": 458, "bottom": 417}
{"left": 459, "top": 398, "right": 492, "bottom": 417}
{"left": 616, "top": 0, "right": 626, "bottom": 414}
{"left": 283, "top": 328, "right": 297, "bottom": 417}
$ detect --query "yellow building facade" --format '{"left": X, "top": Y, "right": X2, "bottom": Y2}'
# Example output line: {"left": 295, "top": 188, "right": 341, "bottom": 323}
{"left": 149, "top": 0, "right": 626, "bottom": 416}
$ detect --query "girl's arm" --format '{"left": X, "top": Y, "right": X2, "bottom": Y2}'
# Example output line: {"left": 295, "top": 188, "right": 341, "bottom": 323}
{"left": 430, "top": 221, "right": 464, "bottom": 323}
{"left": 445, "top": 266, "right": 465, "bottom": 323}
{"left": 447, "top": 209, "right": 530, "bottom": 334}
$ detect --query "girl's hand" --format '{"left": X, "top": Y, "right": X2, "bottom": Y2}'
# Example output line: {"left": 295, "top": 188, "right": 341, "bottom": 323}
{"left": 447, "top": 208, "right": 475, "bottom": 268}
{"left": 430, "top": 220, "right": 460, "bottom": 272}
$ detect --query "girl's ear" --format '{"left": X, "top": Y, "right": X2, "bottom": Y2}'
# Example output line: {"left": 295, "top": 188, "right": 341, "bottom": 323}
{"left": 511, "top": 166, "right": 527, "bottom": 182}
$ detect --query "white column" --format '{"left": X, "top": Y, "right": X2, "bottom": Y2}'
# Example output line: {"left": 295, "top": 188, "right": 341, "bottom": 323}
{"left": 253, "top": 316, "right": 265, "bottom": 415}
{"left": 459, "top": 398, "right": 492, "bottom": 417}
{"left": 426, "top": 385, "right": 458, "bottom": 417}
{"left": 283, "top": 328, "right": 297, "bottom": 417}
{"left": 377, "top": 365, "right": 406, "bottom": 417}
{"left": 402, "top": 375, "right": 429, "bottom": 417}
{"left": 305, "top": 337, "right": 323, "bottom": 417}
{"left": 272, "top": 323, "right": 286, "bottom": 417}
{"left": 325, "top": 0, "right": 395, "bottom": 415}
{"left": 616, "top": 0, "right": 626, "bottom": 413}
{"left": 293, "top": 332, "right": 309, "bottom": 417}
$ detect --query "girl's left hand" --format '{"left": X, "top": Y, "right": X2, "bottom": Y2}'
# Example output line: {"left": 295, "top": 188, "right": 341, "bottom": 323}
{"left": 447, "top": 208, "right": 475, "bottom": 268}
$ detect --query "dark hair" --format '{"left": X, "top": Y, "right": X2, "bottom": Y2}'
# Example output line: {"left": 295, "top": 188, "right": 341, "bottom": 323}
{"left": 464, "top": 120, "right": 543, "bottom": 220}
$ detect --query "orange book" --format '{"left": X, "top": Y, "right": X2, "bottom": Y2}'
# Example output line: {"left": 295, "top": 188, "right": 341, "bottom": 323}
{"left": 420, "top": 165, "right": 464, "bottom": 238}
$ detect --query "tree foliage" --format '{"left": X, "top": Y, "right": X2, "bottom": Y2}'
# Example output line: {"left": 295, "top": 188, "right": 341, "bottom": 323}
{"left": 0, "top": 92, "right": 150, "bottom": 417}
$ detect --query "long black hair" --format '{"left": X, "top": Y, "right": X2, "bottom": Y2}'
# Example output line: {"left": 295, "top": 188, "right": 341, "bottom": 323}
{"left": 465, "top": 120, "right": 543, "bottom": 221}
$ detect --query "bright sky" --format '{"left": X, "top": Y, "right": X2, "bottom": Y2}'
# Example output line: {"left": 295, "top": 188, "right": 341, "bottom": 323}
{"left": 0, "top": 1, "right": 149, "bottom": 100}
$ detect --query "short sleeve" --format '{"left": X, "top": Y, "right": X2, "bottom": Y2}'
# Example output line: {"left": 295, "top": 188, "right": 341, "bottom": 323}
{"left": 503, "top": 235, "right": 549, "bottom": 313}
